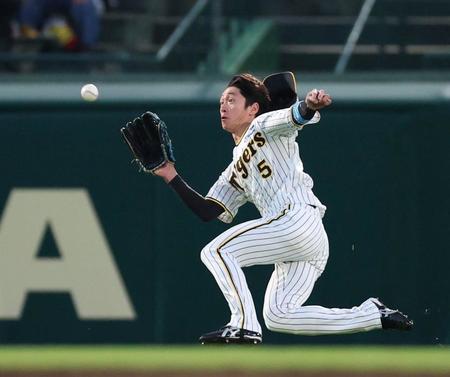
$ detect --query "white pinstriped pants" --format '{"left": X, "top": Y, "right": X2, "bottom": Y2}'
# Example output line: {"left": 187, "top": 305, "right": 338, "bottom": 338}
{"left": 200, "top": 203, "right": 382, "bottom": 335}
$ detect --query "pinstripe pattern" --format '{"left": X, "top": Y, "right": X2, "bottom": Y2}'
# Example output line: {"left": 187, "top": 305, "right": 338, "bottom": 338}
{"left": 263, "top": 261, "right": 381, "bottom": 335}
{"left": 202, "top": 106, "right": 382, "bottom": 335}
{"left": 207, "top": 108, "right": 326, "bottom": 222}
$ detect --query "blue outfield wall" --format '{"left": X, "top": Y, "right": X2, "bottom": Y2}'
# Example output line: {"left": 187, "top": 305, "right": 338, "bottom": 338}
{"left": 0, "top": 95, "right": 449, "bottom": 345}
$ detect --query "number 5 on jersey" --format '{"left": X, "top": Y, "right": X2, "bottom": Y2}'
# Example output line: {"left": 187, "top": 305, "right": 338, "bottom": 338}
{"left": 258, "top": 160, "right": 272, "bottom": 178}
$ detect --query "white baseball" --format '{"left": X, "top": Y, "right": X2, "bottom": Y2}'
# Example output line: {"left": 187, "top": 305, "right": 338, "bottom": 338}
{"left": 81, "top": 83, "right": 99, "bottom": 102}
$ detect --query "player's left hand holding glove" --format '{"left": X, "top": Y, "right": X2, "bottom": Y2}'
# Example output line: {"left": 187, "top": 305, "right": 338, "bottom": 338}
{"left": 120, "top": 111, "right": 175, "bottom": 174}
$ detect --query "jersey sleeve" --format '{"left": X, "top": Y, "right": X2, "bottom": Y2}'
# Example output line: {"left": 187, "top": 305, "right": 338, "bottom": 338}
{"left": 205, "top": 164, "right": 247, "bottom": 223}
{"left": 256, "top": 104, "right": 321, "bottom": 136}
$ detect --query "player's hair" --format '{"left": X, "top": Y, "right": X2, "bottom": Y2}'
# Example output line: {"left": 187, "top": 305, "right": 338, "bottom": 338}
{"left": 227, "top": 73, "right": 270, "bottom": 116}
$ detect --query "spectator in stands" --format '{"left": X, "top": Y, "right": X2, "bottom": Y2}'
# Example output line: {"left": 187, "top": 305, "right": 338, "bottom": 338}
{"left": 0, "top": 0, "right": 20, "bottom": 51}
{"left": 18, "top": 0, "right": 101, "bottom": 51}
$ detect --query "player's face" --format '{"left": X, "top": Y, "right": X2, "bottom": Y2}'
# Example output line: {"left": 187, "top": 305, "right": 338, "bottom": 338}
{"left": 219, "top": 87, "right": 258, "bottom": 135}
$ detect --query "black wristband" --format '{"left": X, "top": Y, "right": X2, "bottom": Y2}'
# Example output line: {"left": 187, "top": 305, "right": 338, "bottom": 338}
{"left": 298, "top": 100, "right": 315, "bottom": 120}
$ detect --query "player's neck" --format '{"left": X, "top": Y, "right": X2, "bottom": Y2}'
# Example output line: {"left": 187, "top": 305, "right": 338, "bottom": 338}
{"left": 232, "top": 121, "right": 252, "bottom": 145}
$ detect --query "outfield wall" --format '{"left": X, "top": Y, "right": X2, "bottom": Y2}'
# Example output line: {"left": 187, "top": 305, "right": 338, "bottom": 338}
{"left": 0, "top": 80, "right": 449, "bottom": 345}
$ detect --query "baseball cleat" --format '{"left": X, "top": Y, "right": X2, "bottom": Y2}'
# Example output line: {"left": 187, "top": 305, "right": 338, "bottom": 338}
{"left": 199, "top": 326, "right": 262, "bottom": 345}
{"left": 371, "top": 298, "right": 414, "bottom": 331}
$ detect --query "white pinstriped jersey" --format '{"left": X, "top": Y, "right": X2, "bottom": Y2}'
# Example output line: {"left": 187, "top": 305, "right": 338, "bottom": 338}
{"left": 201, "top": 102, "right": 384, "bottom": 337}
{"left": 206, "top": 106, "right": 326, "bottom": 223}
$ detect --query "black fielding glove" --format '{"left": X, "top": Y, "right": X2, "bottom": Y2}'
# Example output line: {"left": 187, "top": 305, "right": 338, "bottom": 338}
{"left": 120, "top": 111, "right": 175, "bottom": 174}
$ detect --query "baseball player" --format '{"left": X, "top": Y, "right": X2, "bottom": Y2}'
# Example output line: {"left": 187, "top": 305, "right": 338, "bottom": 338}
{"left": 149, "top": 73, "right": 413, "bottom": 344}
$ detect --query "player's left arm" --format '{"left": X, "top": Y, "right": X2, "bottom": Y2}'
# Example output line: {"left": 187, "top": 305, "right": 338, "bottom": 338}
{"left": 121, "top": 111, "right": 224, "bottom": 222}
{"left": 153, "top": 163, "right": 225, "bottom": 222}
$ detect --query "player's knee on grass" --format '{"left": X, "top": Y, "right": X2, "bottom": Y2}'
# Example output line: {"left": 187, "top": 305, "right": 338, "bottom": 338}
{"left": 263, "top": 302, "right": 286, "bottom": 332}
{"left": 263, "top": 312, "right": 282, "bottom": 332}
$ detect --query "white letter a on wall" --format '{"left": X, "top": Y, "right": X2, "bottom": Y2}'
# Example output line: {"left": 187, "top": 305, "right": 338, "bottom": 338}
{"left": 0, "top": 189, "right": 136, "bottom": 319}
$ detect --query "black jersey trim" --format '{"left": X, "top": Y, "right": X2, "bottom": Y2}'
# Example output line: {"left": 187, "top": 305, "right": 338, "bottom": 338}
{"left": 205, "top": 196, "right": 234, "bottom": 221}
{"left": 234, "top": 123, "right": 252, "bottom": 146}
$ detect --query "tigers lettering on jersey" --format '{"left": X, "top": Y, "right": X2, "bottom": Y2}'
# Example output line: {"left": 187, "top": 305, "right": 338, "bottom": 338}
{"left": 229, "top": 132, "right": 267, "bottom": 191}
{"left": 206, "top": 107, "right": 326, "bottom": 223}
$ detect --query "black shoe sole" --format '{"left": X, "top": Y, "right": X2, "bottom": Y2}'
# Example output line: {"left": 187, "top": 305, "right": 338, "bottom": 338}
{"left": 199, "top": 337, "right": 261, "bottom": 345}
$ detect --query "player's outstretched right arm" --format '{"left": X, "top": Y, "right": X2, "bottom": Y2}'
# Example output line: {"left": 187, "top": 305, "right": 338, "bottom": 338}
{"left": 291, "top": 89, "right": 332, "bottom": 124}
{"left": 305, "top": 89, "right": 332, "bottom": 110}
{"left": 154, "top": 163, "right": 224, "bottom": 222}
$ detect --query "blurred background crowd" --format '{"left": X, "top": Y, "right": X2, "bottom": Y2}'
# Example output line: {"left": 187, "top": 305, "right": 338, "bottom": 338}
{"left": 0, "top": 0, "right": 449, "bottom": 75}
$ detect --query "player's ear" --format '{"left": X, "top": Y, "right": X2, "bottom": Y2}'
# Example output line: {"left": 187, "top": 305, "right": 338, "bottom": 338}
{"left": 249, "top": 102, "right": 259, "bottom": 117}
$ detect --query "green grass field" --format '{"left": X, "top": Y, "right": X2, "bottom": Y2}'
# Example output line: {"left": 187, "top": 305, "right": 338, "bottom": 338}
{"left": 0, "top": 346, "right": 449, "bottom": 374}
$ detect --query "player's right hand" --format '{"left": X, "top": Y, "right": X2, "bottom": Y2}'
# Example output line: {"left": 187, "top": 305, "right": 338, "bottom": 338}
{"left": 305, "top": 89, "right": 332, "bottom": 110}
